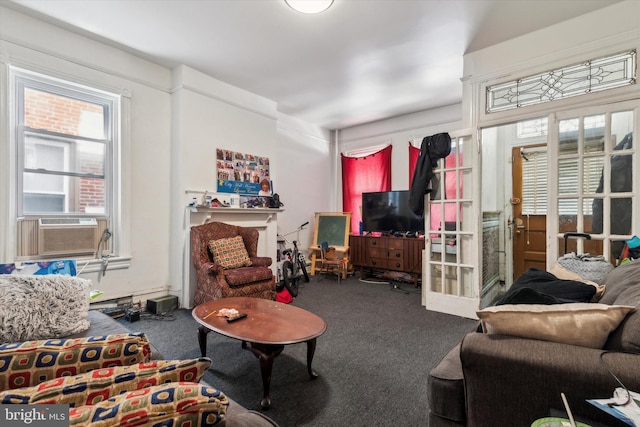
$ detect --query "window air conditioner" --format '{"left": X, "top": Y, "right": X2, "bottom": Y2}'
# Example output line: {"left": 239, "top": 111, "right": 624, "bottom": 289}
{"left": 38, "top": 218, "right": 99, "bottom": 256}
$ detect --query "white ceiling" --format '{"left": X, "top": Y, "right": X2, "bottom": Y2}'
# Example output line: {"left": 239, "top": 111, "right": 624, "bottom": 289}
{"left": 3, "top": 0, "right": 623, "bottom": 130}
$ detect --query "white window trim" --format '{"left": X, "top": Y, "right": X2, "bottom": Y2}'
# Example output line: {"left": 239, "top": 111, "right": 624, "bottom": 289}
{"left": 2, "top": 64, "right": 131, "bottom": 265}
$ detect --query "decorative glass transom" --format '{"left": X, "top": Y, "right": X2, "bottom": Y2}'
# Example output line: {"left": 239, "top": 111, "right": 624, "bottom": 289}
{"left": 486, "top": 50, "right": 636, "bottom": 113}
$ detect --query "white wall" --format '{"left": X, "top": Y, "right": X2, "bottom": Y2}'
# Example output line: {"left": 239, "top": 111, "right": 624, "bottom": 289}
{"left": 338, "top": 104, "right": 463, "bottom": 191}
{"left": 463, "top": 0, "right": 640, "bottom": 129}
{"left": 0, "top": 6, "right": 174, "bottom": 303}
{"left": 275, "top": 113, "right": 332, "bottom": 254}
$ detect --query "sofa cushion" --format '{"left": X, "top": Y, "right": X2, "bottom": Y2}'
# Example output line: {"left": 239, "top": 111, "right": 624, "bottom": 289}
{"left": 477, "top": 303, "right": 635, "bottom": 348}
{"left": 0, "top": 357, "right": 211, "bottom": 407}
{"left": 599, "top": 259, "right": 640, "bottom": 305}
{"left": 428, "top": 343, "right": 466, "bottom": 423}
{"left": 0, "top": 333, "right": 151, "bottom": 390}
{"left": 604, "top": 285, "right": 640, "bottom": 354}
{"left": 209, "top": 236, "right": 252, "bottom": 269}
{"left": 68, "top": 382, "right": 228, "bottom": 426}
{"left": 0, "top": 275, "right": 91, "bottom": 343}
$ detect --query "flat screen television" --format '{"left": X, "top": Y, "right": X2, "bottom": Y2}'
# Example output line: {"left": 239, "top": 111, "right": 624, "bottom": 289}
{"left": 361, "top": 190, "right": 423, "bottom": 234}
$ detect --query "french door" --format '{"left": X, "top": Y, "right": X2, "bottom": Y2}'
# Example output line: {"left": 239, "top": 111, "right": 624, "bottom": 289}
{"left": 547, "top": 102, "right": 638, "bottom": 265}
{"left": 424, "top": 132, "right": 481, "bottom": 319}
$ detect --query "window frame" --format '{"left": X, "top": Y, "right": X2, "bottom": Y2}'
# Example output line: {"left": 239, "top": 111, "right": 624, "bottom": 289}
{"left": 11, "top": 66, "right": 121, "bottom": 260}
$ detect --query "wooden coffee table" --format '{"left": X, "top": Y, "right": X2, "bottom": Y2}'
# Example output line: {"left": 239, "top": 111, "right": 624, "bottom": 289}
{"left": 192, "top": 297, "right": 327, "bottom": 409}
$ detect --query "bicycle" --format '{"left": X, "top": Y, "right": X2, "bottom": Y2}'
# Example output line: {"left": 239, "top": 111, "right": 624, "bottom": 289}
{"left": 277, "top": 222, "right": 310, "bottom": 297}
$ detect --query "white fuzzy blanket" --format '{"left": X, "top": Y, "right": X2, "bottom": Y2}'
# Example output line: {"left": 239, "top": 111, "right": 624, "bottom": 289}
{"left": 0, "top": 275, "right": 91, "bottom": 344}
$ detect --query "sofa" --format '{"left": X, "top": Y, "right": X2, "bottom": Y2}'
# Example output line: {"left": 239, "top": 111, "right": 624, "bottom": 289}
{"left": 428, "top": 259, "right": 640, "bottom": 427}
{"left": 0, "top": 274, "right": 278, "bottom": 427}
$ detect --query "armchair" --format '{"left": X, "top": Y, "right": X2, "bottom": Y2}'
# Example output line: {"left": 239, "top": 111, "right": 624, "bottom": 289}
{"left": 191, "top": 221, "right": 276, "bottom": 306}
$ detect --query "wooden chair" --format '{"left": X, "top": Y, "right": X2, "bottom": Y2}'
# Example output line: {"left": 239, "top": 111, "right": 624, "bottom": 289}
{"left": 191, "top": 221, "right": 276, "bottom": 306}
{"left": 316, "top": 241, "right": 349, "bottom": 284}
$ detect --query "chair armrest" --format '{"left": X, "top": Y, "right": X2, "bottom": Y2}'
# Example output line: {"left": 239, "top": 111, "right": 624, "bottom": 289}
{"left": 250, "top": 257, "right": 273, "bottom": 267}
{"left": 201, "top": 261, "right": 223, "bottom": 275}
{"left": 460, "top": 332, "right": 640, "bottom": 427}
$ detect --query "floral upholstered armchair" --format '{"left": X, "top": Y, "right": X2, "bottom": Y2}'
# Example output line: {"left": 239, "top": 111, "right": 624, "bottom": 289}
{"left": 191, "top": 221, "right": 276, "bottom": 306}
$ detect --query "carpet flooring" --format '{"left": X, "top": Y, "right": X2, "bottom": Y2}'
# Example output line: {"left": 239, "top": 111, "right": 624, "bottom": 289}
{"left": 119, "top": 275, "right": 477, "bottom": 426}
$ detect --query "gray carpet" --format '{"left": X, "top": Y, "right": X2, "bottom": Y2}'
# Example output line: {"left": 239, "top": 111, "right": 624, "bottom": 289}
{"left": 119, "top": 275, "right": 477, "bottom": 427}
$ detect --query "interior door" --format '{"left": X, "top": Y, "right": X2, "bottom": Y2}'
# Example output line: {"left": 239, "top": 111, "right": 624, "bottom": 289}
{"left": 424, "top": 132, "right": 481, "bottom": 319}
{"left": 511, "top": 146, "right": 547, "bottom": 280}
{"left": 547, "top": 103, "right": 637, "bottom": 265}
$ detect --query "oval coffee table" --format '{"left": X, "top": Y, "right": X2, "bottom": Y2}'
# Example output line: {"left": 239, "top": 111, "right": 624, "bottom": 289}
{"left": 192, "top": 297, "right": 327, "bottom": 409}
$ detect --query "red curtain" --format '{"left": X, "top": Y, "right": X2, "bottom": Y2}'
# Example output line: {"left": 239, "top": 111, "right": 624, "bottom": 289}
{"left": 409, "top": 142, "right": 420, "bottom": 184}
{"left": 341, "top": 145, "right": 392, "bottom": 233}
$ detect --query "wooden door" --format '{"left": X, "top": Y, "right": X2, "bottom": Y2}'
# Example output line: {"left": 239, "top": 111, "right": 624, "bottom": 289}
{"left": 511, "top": 146, "right": 547, "bottom": 280}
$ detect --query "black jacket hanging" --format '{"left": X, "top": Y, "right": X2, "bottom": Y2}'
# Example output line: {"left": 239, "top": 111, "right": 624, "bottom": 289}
{"left": 409, "top": 133, "right": 452, "bottom": 216}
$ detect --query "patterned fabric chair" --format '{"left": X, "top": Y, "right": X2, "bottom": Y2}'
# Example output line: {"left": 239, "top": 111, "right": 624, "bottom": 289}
{"left": 191, "top": 221, "right": 276, "bottom": 306}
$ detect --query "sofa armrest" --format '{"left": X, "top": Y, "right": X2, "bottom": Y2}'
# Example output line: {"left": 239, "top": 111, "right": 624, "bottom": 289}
{"left": 250, "top": 256, "right": 273, "bottom": 268}
{"left": 460, "top": 332, "right": 640, "bottom": 427}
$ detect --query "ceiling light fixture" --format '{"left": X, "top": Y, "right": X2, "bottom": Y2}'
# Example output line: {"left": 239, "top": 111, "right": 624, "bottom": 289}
{"left": 285, "top": 0, "right": 333, "bottom": 14}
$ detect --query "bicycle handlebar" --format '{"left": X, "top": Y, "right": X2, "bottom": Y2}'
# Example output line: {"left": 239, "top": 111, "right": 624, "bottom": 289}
{"left": 300, "top": 221, "right": 309, "bottom": 229}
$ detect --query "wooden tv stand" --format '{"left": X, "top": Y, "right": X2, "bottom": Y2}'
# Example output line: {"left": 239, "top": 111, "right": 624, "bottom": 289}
{"left": 349, "top": 234, "right": 424, "bottom": 286}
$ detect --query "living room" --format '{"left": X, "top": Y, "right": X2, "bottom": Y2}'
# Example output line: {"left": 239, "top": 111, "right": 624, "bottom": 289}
{"left": 1, "top": 1, "right": 638, "bottom": 312}
{"left": 1, "top": 1, "right": 640, "bottom": 426}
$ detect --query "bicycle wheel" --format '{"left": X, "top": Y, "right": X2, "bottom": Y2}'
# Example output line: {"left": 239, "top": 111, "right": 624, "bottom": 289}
{"left": 281, "top": 260, "right": 299, "bottom": 297}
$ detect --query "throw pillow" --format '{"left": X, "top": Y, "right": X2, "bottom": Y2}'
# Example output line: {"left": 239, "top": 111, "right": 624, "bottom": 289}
{"left": 477, "top": 303, "right": 635, "bottom": 348}
{"left": 0, "top": 357, "right": 211, "bottom": 407}
{"left": 208, "top": 236, "right": 252, "bottom": 269}
{"left": 68, "top": 382, "right": 229, "bottom": 427}
{"left": 0, "top": 275, "right": 91, "bottom": 343}
{"left": 0, "top": 333, "right": 151, "bottom": 390}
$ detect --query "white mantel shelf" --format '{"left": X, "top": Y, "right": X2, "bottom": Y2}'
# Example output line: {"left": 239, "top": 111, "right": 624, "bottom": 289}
{"left": 182, "top": 206, "right": 283, "bottom": 308}
{"left": 187, "top": 206, "right": 284, "bottom": 225}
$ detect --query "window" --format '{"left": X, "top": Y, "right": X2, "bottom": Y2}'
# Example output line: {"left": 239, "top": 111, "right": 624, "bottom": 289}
{"left": 487, "top": 50, "right": 636, "bottom": 113}
{"left": 521, "top": 148, "right": 548, "bottom": 215}
{"left": 12, "top": 67, "right": 119, "bottom": 258}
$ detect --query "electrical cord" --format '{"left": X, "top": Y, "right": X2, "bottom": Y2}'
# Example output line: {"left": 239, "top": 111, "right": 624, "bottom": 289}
{"left": 600, "top": 351, "right": 632, "bottom": 407}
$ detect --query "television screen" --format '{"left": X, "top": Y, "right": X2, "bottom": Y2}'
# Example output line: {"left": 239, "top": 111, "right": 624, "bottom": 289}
{"left": 362, "top": 191, "right": 423, "bottom": 234}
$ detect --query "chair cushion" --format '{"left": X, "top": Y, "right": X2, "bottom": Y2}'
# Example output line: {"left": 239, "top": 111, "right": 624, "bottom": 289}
{"left": 0, "top": 333, "right": 151, "bottom": 390}
{"left": 428, "top": 344, "right": 466, "bottom": 422}
{"left": 224, "top": 266, "right": 274, "bottom": 287}
{"left": 0, "top": 358, "right": 211, "bottom": 407}
{"left": 208, "top": 236, "right": 252, "bottom": 269}
{"left": 68, "top": 382, "right": 228, "bottom": 426}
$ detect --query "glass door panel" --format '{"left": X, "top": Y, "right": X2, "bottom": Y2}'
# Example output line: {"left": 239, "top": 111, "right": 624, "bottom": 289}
{"left": 552, "top": 104, "right": 636, "bottom": 264}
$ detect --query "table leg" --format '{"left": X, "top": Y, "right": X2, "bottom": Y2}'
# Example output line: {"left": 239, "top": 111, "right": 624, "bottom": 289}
{"left": 198, "top": 326, "right": 210, "bottom": 357}
{"left": 306, "top": 338, "right": 319, "bottom": 379}
{"left": 248, "top": 344, "right": 284, "bottom": 409}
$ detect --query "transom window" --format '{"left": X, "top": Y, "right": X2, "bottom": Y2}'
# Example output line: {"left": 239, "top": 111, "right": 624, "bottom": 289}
{"left": 487, "top": 50, "right": 636, "bottom": 113}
